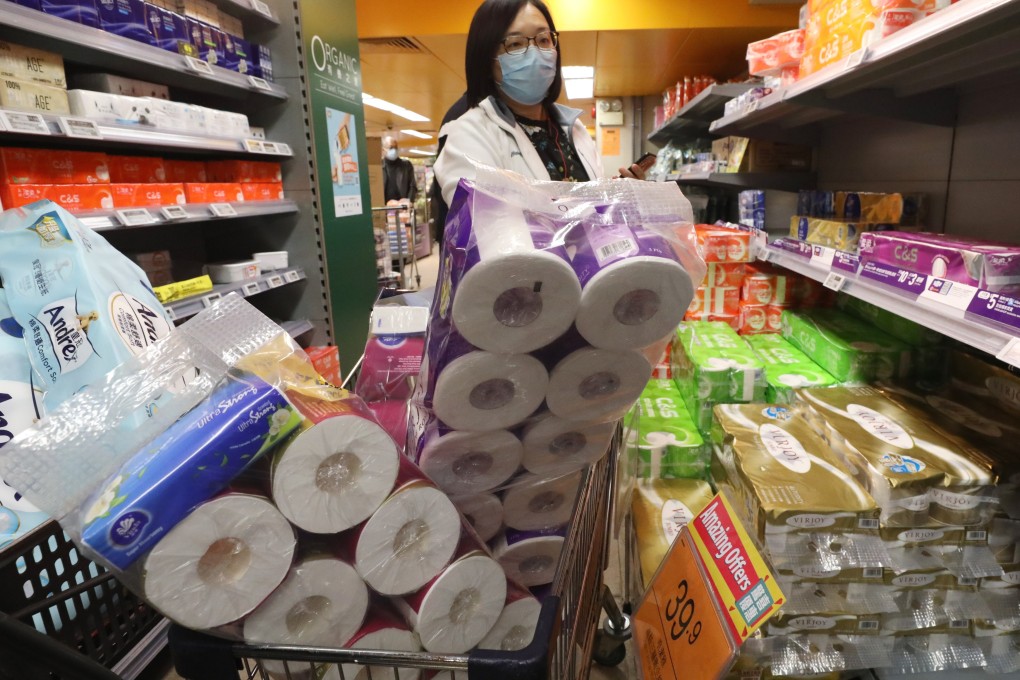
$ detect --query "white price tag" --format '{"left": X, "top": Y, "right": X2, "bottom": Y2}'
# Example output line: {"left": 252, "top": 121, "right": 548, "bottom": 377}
{"left": 0, "top": 110, "right": 51, "bottom": 135}
{"left": 165, "top": 306, "right": 177, "bottom": 321}
{"left": 247, "top": 75, "right": 271, "bottom": 91}
{"left": 276, "top": 143, "right": 292, "bottom": 156}
{"left": 201, "top": 292, "right": 222, "bottom": 308}
{"left": 79, "top": 216, "right": 116, "bottom": 230}
{"left": 209, "top": 203, "right": 238, "bottom": 217}
{"left": 918, "top": 278, "right": 978, "bottom": 316}
{"left": 285, "top": 270, "right": 300, "bottom": 283}
{"left": 261, "top": 142, "right": 279, "bottom": 155}
{"left": 250, "top": 0, "right": 273, "bottom": 17}
{"left": 160, "top": 205, "right": 189, "bottom": 220}
{"left": 243, "top": 282, "right": 261, "bottom": 296}
{"left": 823, "top": 272, "right": 847, "bottom": 292}
{"left": 58, "top": 117, "right": 102, "bottom": 139}
{"left": 267, "top": 275, "right": 284, "bottom": 288}
{"left": 115, "top": 208, "right": 156, "bottom": 226}
{"left": 184, "top": 56, "right": 215, "bottom": 75}
{"left": 811, "top": 245, "right": 836, "bottom": 269}
{"left": 244, "top": 139, "right": 265, "bottom": 153}
{"left": 996, "top": 337, "right": 1020, "bottom": 369}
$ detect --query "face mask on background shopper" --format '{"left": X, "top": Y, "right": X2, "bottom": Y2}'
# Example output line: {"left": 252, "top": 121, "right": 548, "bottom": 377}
{"left": 385, "top": 147, "right": 398, "bottom": 161}
{"left": 495, "top": 45, "right": 557, "bottom": 106}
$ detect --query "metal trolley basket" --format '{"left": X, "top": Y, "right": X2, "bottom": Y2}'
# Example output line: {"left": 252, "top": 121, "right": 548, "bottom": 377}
{"left": 168, "top": 438, "right": 620, "bottom": 680}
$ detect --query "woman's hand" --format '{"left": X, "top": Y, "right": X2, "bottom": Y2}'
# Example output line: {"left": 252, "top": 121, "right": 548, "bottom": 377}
{"left": 617, "top": 163, "right": 647, "bottom": 181}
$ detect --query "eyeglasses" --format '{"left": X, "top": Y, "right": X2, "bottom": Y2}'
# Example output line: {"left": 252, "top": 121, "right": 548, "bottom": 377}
{"left": 500, "top": 30, "right": 558, "bottom": 56}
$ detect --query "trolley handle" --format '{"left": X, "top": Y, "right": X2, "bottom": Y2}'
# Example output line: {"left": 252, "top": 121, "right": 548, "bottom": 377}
{"left": 0, "top": 610, "right": 122, "bottom": 680}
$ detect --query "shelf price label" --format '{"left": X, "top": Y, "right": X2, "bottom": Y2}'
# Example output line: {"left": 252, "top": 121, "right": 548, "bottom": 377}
{"left": 261, "top": 142, "right": 279, "bottom": 155}
{"left": 184, "top": 56, "right": 215, "bottom": 75}
{"left": 115, "top": 208, "right": 157, "bottom": 226}
{"left": 201, "top": 292, "right": 222, "bottom": 308}
{"left": 918, "top": 277, "right": 978, "bottom": 317}
{"left": 244, "top": 139, "right": 266, "bottom": 153}
{"left": 824, "top": 272, "right": 847, "bottom": 292}
{"left": 164, "top": 306, "right": 177, "bottom": 321}
{"left": 248, "top": 75, "right": 272, "bottom": 91}
{"left": 243, "top": 282, "right": 261, "bottom": 296}
{"left": 967, "top": 290, "right": 1020, "bottom": 335}
{"left": 58, "top": 117, "right": 102, "bottom": 139}
{"left": 0, "top": 110, "right": 51, "bottom": 135}
{"left": 810, "top": 245, "right": 835, "bottom": 269}
{"left": 284, "top": 270, "right": 301, "bottom": 283}
{"left": 860, "top": 261, "right": 927, "bottom": 298}
{"left": 267, "top": 275, "right": 284, "bottom": 288}
{"left": 275, "top": 142, "right": 292, "bottom": 156}
{"left": 161, "top": 205, "right": 189, "bottom": 221}
{"left": 996, "top": 338, "right": 1020, "bottom": 370}
{"left": 209, "top": 203, "right": 238, "bottom": 217}
{"left": 250, "top": 0, "right": 273, "bottom": 17}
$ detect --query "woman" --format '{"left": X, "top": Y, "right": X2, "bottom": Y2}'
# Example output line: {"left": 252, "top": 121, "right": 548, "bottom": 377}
{"left": 434, "top": 0, "right": 644, "bottom": 208}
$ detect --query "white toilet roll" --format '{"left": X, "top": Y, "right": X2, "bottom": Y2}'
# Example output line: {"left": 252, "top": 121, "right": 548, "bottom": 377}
{"left": 243, "top": 557, "right": 369, "bottom": 674}
{"left": 451, "top": 493, "right": 503, "bottom": 543}
{"left": 419, "top": 429, "right": 523, "bottom": 496}
{"left": 142, "top": 494, "right": 296, "bottom": 630}
{"left": 396, "top": 554, "right": 507, "bottom": 653}
{"left": 521, "top": 414, "right": 615, "bottom": 476}
{"left": 480, "top": 594, "right": 542, "bottom": 651}
{"left": 545, "top": 348, "right": 651, "bottom": 423}
{"left": 451, "top": 207, "right": 581, "bottom": 354}
{"left": 501, "top": 471, "right": 581, "bottom": 531}
{"left": 433, "top": 352, "right": 548, "bottom": 431}
{"left": 272, "top": 413, "right": 400, "bottom": 534}
{"left": 354, "top": 484, "right": 462, "bottom": 595}
{"left": 492, "top": 527, "right": 565, "bottom": 587}
{"left": 322, "top": 607, "right": 421, "bottom": 680}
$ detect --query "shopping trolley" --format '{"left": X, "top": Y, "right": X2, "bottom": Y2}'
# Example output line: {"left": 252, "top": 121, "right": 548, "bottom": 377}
{"left": 372, "top": 205, "right": 421, "bottom": 290}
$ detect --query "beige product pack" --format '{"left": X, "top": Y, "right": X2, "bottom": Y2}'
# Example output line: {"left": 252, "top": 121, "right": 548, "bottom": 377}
{"left": 0, "top": 42, "right": 66, "bottom": 88}
{"left": 777, "top": 564, "right": 884, "bottom": 586}
{"left": 0, "top": 79, "right": 69, "bottom": 115}
{"left": 713, "top": 403, "right": 880, "bottom": 542}
{"left": 795, "top": 386, "right": 997, "bottom": 528}
{"left": 632, "top": 478, "right": 714, "bottom": 587}
{"left": 948, "top": 350, "right": 1020, "bottom": 419}
{"left": 767, "top": 611, "right": 882, "bottom": 636}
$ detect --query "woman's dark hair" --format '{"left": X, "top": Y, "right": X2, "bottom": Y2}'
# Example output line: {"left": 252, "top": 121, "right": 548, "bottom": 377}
{"left": 464, "top": 0, "right": 562, "bottom": 109}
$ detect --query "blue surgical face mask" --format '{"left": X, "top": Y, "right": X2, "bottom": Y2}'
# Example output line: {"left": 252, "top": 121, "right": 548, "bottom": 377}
{"left": 385, "top": 148, "right": 398, "bottom": 161}
{"left": 496, "top": 46, "right": 557, "bottom": 106}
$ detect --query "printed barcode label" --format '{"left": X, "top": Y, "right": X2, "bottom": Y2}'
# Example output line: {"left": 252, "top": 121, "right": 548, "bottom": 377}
{"left": 58, "top": 117, "right": 102, "bottom": 139}
{"left": 858, "top": 518, "right": 879, "bottom": 529}
{"left": 966, "top": 531, "right": 987, "bottom": 541}
{"left": 285, "top": 270, "right": 300, "bottom": 283}
{"left": 958, "top": 577, "right": 977, "bottom": 586}
{"left": 0, "top": 110, "right": 51, "bottom": 135}
{"left": 858, "top": 620, "right": 879, "bottom": 630}
{"left": 598, "top": 239, "right": 634, "bottom": 260}
{"left": 950, "top": 620, "right": 969, "bottom": 629}
{"left": 243, "top": 282, "right": 261, "bottom": 296}
{"left": 863, "top": 568, "right": 883, "bottom": 578}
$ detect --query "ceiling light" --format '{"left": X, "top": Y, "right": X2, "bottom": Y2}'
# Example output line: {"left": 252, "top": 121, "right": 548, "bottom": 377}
{"left": 561, "top": 65, "right": 594, "bottom": 79}
{"left": 401, "top": 129, "right": 433, "bottom": 139}
{"left": 563, "top": 78, "right": 594, "bottom": 99}
{"left": 407, "top": 148, "right": 436, "bottom": 156}
{"left": 362, "top": 93, "right": 431, "bottom": 123}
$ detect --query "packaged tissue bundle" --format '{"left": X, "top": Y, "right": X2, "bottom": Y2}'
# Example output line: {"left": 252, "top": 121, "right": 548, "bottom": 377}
{"left": 671, "top": 321, "right": 766, "bottom": 433}
{"left": 794, "top": 386, "right": 998, "bottom": 528}
{"left": 780, "top": 308, "right": 911, "bottom": 383}
{"left": 790, "top": 216, "right": 893, "bottom": 251}
{"left": 632, "top": 478, "right": 713, "bottom": 586}
{"left": 858, "top": 231, "right": 1020, "bottom": 294}
{"left": 0, "top": 201, "right": 174, "bottom": 409}
{"left": 743, "top": 334, "right": 838, "bottom": 403}
{"left": 631, "top": 379, "right": 710, "bottom": 479}
{"left": 712, "top": 403, "right": 879, "bottom": 544}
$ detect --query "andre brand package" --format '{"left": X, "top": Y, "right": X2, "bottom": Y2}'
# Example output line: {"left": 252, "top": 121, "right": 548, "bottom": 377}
{"left": 0, "top": 201, "right": 174, "bottom": 409}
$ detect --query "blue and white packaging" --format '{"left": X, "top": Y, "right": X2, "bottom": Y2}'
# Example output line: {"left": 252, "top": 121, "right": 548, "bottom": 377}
{"left": 12, "top": 0, "right": 43, "bottom": 11}
{"left": 223, "top": 35, "right": 250, "bottom": 73}
{"left": 253, "top": 43, "right": 273, "bottom": 81}
{"left": 0, "top": 201, "right": 174, "bottom": 410}
{"left": 79, "top": 369, "right": 302, "bottom": 569}
{"left": 41, "top": 0, "right": 100, "bottom": 28}
{"left": 146, "top": 5, "right": 188, "bottom": 53}
{"left": 185, "top": 17, "right": 218, "bottom": 65}
{"left": 97, "top": 0, "right": 153, "bottom": 44}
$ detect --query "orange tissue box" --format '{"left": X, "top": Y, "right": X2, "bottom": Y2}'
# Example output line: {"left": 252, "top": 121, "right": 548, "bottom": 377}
{"left": 184, "top": 183, "right": 245, "bottom": 204}
{"left": 684, "top": 311, "right": 739, "bottom": 331}
{"left": 766, "top": 304, "right": 790, "bottom": 333}
{"left": 107, "top": 155, "right": 167, "bottom": 183}
{"left": 747, "top": 29, "right": 805, "bottom": 76}
{"left": 206, "top": 160, "right": 282, "bottom": 184}
{"left": 702, "top": 263, "right": 747, "bottom": 288}
{"left": 0, "top": 148, "right": 110, "bottom": 185}
{"left": 241, "top": 183, "right": 285, "bottom": 202}
{"left": 164, "top": 160, "right": 209, "bottom": 183}
{"left": 694, "top": 224, "right": 753, "bottom": 263}
{"left": 2, "top": 184, "right": 115, "bottom": 212}
{"left": 112, "top": 183, "right": 186, "bottom": 209}
{"left": 737, "top": 302, "right": 771, "bottom": 335}
{"left": 689, "top": 286, "right": 740, "bottom": 316}
{"left": 742, "top": 272, "right": 777, "bottom": 306}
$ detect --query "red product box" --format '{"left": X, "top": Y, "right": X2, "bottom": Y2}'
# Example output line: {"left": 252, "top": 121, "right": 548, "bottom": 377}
{"left": 766, "top": 304, "right": 789, "bottom": 333}
{"left": 164, "top": 160, "right": 209, "bottom": 183}
{"left": 702, "top": 262, "right": 746, "bottom": 288}
{"left": 741, "top": 273, "right": 777, "bottom": 305}
{"left": 737, "top": 302, "right": 771, "bottom": 335}
{"left": 694, "top": 224, "right": 752, "bottom": 263}
{"left": 112, "top": 183, "right": 186, "bottom": 208}
{"left": 206, "top": 160, "right": 282, "bottom": 183}
{"left": 306, "top": 345, "right": 342, "bottom": 386}
{"left": 107, "top": 155, "right": 167, "bottom": 183}
{"left": 240, "top": 183, "right": 285, "bottom": 201}
{"left": 689, "top": 286, "right": 740, "bottom": 316}
{"left": 0, "top": 148, "right": 110, "bottom": 185}
{"left": 1, "top": 184, "right": 116, "bottom": 212}
{"left": 184, "top": 183, "right": 245, "bottom": 204}
{"left": 684, "top": 310, "right": 739, "bottom": 331}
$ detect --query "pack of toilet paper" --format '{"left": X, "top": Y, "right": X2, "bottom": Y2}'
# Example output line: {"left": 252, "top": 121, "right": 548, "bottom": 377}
{"left": 629, "top": 378, "right": 710, "bottom": 479}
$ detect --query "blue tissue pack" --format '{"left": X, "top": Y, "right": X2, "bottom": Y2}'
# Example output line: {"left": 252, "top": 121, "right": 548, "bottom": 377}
{"left": 97, "top": 0, "right": 153, "bottom": 45}
{"left": 41, "top": 0, "right": 100, "bottom": 28}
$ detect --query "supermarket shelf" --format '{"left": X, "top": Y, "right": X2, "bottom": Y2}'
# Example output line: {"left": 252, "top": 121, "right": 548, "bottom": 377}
{"left": 80, "top": 200, "right": 298, "bottom": 231}
{"left": 763, "top": 240, "right": 1020, "bottom": 367}
{"left": 669, "top": 171, "right": 814, "bottom": 192}
{"left": 0, "top": 1, "right": 287, "bottom": 102}
{"left": 710, "top": 0, "right": 1020, "bottom": 140}
{"left": 281, "top": 319, "right": 314, "bottom": 339}
{"left": 164, "top": 266, "right": 305, "bottom": 320}
{"left": 648, "top": 83, "right": 754, "bottom": 146}
{"left": 209, "top": 0, "right": 280, "bottom": 25}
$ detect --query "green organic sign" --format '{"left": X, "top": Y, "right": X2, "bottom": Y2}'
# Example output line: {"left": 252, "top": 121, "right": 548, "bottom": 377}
{"left": 299, "top": 0, "right": 376, "bottom": 376}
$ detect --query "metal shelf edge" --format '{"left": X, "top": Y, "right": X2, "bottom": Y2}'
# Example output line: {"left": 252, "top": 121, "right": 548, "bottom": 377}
{"left": 165, "top": 267, "right": 306, "bottom": 319}
{"left": 86, "top": 200, "right": 297, "bottom": 231}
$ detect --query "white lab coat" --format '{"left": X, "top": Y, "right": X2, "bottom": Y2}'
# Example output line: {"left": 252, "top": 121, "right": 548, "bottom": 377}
{"left": 434, "top": 96, "right": 602, "bottom": 207}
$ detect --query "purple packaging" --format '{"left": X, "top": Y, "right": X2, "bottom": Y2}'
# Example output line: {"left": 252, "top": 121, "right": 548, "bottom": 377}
{"left": 12, "top": 0, "right": 43, "bottom": 11}
{"left": 222, "top": 34, "right": 249, "bottom": 73}
{"left": 148, "top": 6, "right": 188, "bottom": 53}
{"left": 185, "top": 17, "right": 218, "bottom": 65}
{"left": 97, "top": 0, "right": 153, "bottom": 45}
{"left": 41, "top": 0, "right": 99, "bottom": 27}
{"left": 858, "top": 231, "right": 1020, "bottom": 294}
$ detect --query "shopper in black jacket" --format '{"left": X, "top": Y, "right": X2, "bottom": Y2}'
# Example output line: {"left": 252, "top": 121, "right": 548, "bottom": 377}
{"left": 382, "top": 136, "right": 418, "bottom": 202}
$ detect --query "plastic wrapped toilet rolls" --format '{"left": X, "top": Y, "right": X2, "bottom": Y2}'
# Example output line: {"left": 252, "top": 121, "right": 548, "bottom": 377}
{"left": 521, "top": 413, "right": 615, "bottom": 476}
{"left": 502, "top": 471, "right": 582, "bottom": 531}
{"left": 323, "top": 606, "right": 421, "bottom": 680}
{"left": 272, "top": 392, "right": 401, "bottom": 534}
{"left": 451, "top": 493, "right": 503, "bottom": 543}
{"left": 432, "top": 350, "right": 548, "bottom": 431}
{"left": 492, "top": 526, "right": 565, "bottom": 587}
{"left": 243, "top": 557, "right": 368, "bottom": 657}
{"left": 545, "top": 347, "right": 652, "bottom": 423}
{"left": 419, "top": 429, "right": 522, "bottom": 495}
{"left": 480, "top": 591, "right": 542, "bottom": 651}
{"left": 142, "top": 494, "right": 297, "bottom": 630}
{"left": 449, "top": 198, "right": 581, "bottom": 354}
{"left": 352, "top": 483, "right": 462, "bottom": 595}
{"left": 397, "top": 554, "right": 507, "bottom": 653}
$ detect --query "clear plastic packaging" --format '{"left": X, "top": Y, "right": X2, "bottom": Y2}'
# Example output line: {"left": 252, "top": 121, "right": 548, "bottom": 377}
{"left": 887, "top": 634, "right": 986, "bottom": 674}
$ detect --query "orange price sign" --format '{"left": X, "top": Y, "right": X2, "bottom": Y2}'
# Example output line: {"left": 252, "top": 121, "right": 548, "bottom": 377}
{"left": 633, "top": 529, "right": 737, "bottom": 680}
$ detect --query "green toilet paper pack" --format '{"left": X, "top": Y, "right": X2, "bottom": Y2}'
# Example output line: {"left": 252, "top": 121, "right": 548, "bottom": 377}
{"left": 780, "top": 309, "right": 911, "bottom": 383}
{"left": 744, "top": 334, "right": 839, "bottom": 403}
{"left": 839, "top": 296, "right": 945, "bottom": 347}
{"left": 632, "top": 379, "right": 709, "bottom": 479}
